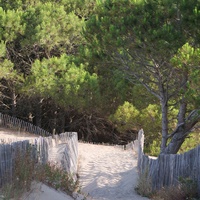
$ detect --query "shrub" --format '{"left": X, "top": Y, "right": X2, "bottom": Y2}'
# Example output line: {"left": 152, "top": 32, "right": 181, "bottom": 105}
{"left": 179, "top": 177, "right": 198, "bottom": 199}
{"left": 0, "top": 146, "right": 35, "bottom": 199}
{"left": 109, "top": 101, "right": 140, "bottom": 132}
{"left": 36, "top": 162, "right": 78, "bottom": 195}
{"left": 178, "top": 131, "right": 200, "bottom": 154}
{"left": 135, "top": 168, "right": 153, "bottom": 197}
{"left": 152, "top": 185, "right": 186, "bottom": 200}
{"left": 152, "top": 177, "right": 199, "bottom": 200}
{"left": 0, "top": 146, "right": 78, "bottom": 199}
{"left": 144, "top": 139, "right": 161, "bottom": 156}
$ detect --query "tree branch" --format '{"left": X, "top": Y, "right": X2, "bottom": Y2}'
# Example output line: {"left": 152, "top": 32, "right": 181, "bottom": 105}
{"left": 167, "top": 109, "right": 200, "bottom": 139}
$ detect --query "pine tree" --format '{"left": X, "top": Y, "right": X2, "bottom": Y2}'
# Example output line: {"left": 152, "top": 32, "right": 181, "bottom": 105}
{"left": 83, "top": 0, "right": 200, "bottom": 154}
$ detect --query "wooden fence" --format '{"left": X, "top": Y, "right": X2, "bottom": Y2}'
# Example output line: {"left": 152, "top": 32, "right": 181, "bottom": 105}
{"left": 0, "top": 113, "right": 50, "bottom": 136}
{"left": 137, "top": 129, "right": 200, "bottom": 194}
{"left": 0, "top": 132, "right": 78, "bottom": 187}
{"left": 0, "top": 140, "right": 34, "bottom": 187}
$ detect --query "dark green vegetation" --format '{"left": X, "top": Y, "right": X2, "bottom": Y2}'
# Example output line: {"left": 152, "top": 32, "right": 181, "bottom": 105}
{"left": 0, "top": 0, "right": 200, "bottom": 155}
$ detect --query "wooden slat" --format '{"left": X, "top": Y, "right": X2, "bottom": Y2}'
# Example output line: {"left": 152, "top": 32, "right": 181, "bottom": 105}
{"left": 137, "top": 130, "right": 200, "bottom": 193}
{"left": 0, "top": 129, "right": 79, "bottom": 188}
{"left": 0, "top": 112, "right": 51, "bottom": 136}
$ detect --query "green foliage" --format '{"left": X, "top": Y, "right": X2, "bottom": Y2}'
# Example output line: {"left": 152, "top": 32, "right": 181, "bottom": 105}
{"left": 84, "top": 0, "right": 187, "bottom": 56}
{"left": 178, "top": 131, "right": 200, "bottom": 154}
{"left": 83, "top": 0, "right": 200, "bottom": 153}
{"left": 0, "top": 41, "right": 21, "bottom": 82}
{"left": 0, "top": 8, "right": 24, "bottom": 42}
{"left": 145, "top": 130, "right": 200, "bottom": 156}
{"left": 25, "top": 54, "right": 100, "bottom": 110}
{"left": 139, "top": 104, "right": 162, "bottom": 146}
{"left": 0, "top": 0, "right": 46, "bottom": 10}
{"left": 0, "top": 0, "right": 23, "bottom": 10}
{"left": 0, "top": 40, "right": 6, "bottom": 57}
{"left": 109, "top": 101, "right": 140, "bottom": 132}
{"left": 0, "top": 39, "right": 23, "bottom": 106}
{"left": 0, "top": 0, "right": 199, "bottom": 152}
{"left": 110, "top": 102, "right": 162, "bottom": 151}
{"left": 144, "top": 140, "right": 161, "bottom": 156}
{"left": 98, "top": 69, "right": 141, "bottom": 114}
{"left": 0, "top": 41, "right": 15, "bottom": 79}
{"left": 59, "top": 0, "right": 98, "bottom": 18}
{"left": 171, "top": 43, "right": 200, "bottom": 107}
{"left": 112, "top": 70, "right": 132, "bottom": 101}
{"left": 21, "top": 2, "right": 85, "bottom": 54}
{"left": 141, "top": 104, "right": 178, "bottom": 155}
{"left": 110, "top": 101, "right": 179, "bottom": 156}
{"left": 0, "top": 0, "right": 97, "bottom": 118}
{"left": 130, "top": 84, "right": 158, "bottom": 110}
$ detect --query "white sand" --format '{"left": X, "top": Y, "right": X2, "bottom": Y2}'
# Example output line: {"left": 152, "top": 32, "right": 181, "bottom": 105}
{"left": 78, "top": 143, "right": 149, "bottom": 200}
{"left": 21, "top": 182, "right": 74, "bottom": 200}
{"left": 0, "top": 128, "right": 150, "bottom": 200}
{"left": 0, "top": 127, "right": 39, "bottom": 143}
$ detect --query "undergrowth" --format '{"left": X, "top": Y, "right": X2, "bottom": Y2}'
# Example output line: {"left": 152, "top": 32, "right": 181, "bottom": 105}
{"left": 152, "top": 177, "right": 199, "bottom": 200}
{"left": 136, "top": 171, "right": 199, "bottom": 200}
{"left": 0, "top": 145, "right": 78, "bottom": 199}
{"left": 135, "top": 168, "right": 153, "bottom": 197}
{"left": 36, "top": 162, "right": 78, "bottom": 195}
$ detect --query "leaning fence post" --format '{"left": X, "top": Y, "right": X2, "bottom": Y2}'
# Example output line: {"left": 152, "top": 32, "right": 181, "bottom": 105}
{"left": 137, "top": 129, "right": 144, "bottom": 172}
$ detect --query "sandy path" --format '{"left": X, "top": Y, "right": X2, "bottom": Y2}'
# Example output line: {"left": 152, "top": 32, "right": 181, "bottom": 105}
{"left": 78, "top": 143, "right": 149, "bottom": 200}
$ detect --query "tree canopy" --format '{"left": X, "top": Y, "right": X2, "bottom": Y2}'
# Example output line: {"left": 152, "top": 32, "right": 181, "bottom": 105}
{"left": 0, "top": 0, "right": 200, "bottom": 154}
{"left": 83, "top": 0, "right": 200, "bottom": 154}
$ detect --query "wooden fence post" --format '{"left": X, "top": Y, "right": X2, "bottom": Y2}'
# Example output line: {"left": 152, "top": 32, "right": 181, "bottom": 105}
{"left": 137, "top": 129, "right": 144, "bottom": 172}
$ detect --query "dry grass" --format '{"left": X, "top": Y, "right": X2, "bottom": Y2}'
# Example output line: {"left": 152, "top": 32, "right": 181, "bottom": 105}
{"left": 0, "top": 146, "right": 78, "bottom": 199}
{"left": 135, "top": 168, "right": 153, "bottom": 197}
{"left": 135, "top": 167, "right": 199, "bottom": 200}
{"left": 0, "top": 147, "right": 35, "bottom": 199}
{"left": 152, "top": 186, "right": 186, "bottom": 200}
{"left": 35, "top": 162, "right": 78, "bottom": 195}
{"left": 151, "top": 177, "right": 199, "bottom": 200}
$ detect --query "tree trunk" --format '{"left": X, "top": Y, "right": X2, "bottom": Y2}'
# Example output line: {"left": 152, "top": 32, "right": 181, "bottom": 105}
{"left": 163, "top": 128, "right": 186, "bottom": 154}
{"left": 52, "top": 110, "right": 57, "bottom": 134}
{"left": 163, "top": 109, "right": 200, "bottom": 154}
{"left": 160, "top": 100, "right": 168, "bottom": 153}
{"left": 35, "top": 98, "right": 42, "bottom": 127}
{"left": 11, "top": 88, "right": 17, "bottom": 117}
{"left": 59, "top": 111, "right": 65, "bottom": 133}
{"left": 177, "top": 100, "right": 187, "bottom": 124}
